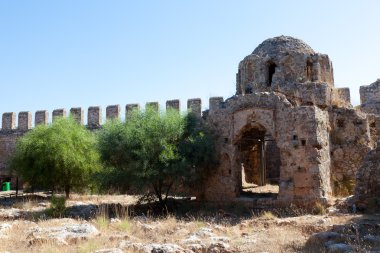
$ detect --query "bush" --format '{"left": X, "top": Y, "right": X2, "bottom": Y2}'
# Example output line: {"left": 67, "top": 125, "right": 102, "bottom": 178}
{"left": 47, "top": 195, "right": 66, "bottom": 217}
{"left": 97, "top": 108, "right": 215, "bottom": 207}
{"left": 312, "top": 202, "right": 326, "bottom": 215}
{"left": 10, "top": 117, "right": 101, "bottom": 198}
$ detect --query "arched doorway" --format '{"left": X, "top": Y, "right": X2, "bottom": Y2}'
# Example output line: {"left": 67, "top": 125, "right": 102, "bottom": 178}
{"left": 235, "top": 124, "right": 281, "bottom": 198}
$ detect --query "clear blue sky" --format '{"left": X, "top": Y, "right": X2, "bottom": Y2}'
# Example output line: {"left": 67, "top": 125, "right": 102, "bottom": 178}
{"left": 1, "top": 1, "right": 379, "bottom": 123}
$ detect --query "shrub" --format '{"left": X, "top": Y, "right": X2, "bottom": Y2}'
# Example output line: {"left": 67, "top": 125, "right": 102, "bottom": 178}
{"left": 10, "top": 117, "right": 101, "bottom": 198}
{"left": 312, "top": 202, "right": 326, "bottom": 215}
{"left": 47, "top": 196, "right": 66, "bottom": 217}
{"left": 97, "top": 108, "right": 215, "bottom": 207}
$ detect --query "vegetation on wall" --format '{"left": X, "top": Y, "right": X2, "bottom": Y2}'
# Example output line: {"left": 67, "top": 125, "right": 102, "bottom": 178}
{"left": 10, "top": 117, "right": 101, "bottom": 198}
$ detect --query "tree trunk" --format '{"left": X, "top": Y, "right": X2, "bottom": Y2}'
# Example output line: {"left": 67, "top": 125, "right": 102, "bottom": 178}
{"left": 65, "top": 185, "right": 70, "bottom": 199}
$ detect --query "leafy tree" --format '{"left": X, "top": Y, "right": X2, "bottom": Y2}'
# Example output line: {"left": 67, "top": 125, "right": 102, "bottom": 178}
{"left": 10, "top": 117, "right": 101, "bottom": 198}
{"left": 97, "top": 108, "right": 215, "bottom": 206}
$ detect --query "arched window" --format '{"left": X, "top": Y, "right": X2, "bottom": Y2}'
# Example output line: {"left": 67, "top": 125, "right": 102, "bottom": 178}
{"left": 306, "top": 60, "right": 313, "bottom": 81}
{"left": 267, "top": 61, "right": 277, "bottom": 86}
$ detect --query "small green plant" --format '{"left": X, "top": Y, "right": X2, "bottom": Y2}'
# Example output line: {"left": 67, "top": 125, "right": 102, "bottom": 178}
{"left": 115, "top": 218, "right": 131, "bottom": 231}
{"left": 46, "top": 196, "right": 66, "bottom": 217}
{"left": 261, "top": 211, "right": 276, "bottom": 219}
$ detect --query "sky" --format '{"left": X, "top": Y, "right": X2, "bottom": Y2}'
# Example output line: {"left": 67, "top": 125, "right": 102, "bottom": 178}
{"left": 0, "top": 1, "right": 379, "bottom": 124}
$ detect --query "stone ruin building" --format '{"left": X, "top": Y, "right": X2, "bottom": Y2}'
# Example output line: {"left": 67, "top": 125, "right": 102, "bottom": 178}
{"left": 0, "top": 36, "right": 379, "bottom": 208}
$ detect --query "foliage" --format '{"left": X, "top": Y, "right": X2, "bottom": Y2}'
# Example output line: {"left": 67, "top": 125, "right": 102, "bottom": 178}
{"left": 46, "top": 195, "right": 66, "bottom": 217}
{"left": 332, "top": 175, "right": 355, "bottom": 197}
{"left": 10, "top": 117, "right": 101, "bottom": 198}
{"left": 97, "top": 108, "right": 215, "bottom": 207}
{"left": 312, "top": 202, "right": 326, "bottom": 215}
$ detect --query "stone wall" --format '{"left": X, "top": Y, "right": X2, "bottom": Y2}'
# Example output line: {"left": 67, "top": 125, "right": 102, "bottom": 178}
{"left": 0, "top": 98, "right": 202, "bottom": 180}
{"left": 360, "top": 79, "right": 380, "bottom": 114}
{"left": 328, "top": 108, "right": 373, "bottom": 194}
{"left": 354, "top": 143, "right": 380, "bottom": 211}
{"left": 201, "top": 92, "right": 332, "bottom": 205}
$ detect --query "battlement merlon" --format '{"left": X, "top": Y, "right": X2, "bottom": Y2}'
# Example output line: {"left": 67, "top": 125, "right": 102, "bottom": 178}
{"left": 166, "top": 99, "right": 180, "bottom": 112}
{"left": 187, "top": 98, "right": 202, "bottom": 117}
{"left": 106, "top": 105, "right": 120, "bottom": 121}
{"left": 88, "top": 106, "right": 102, "bottom": 129}
{"left": 70, "top": 107, "right": 84, "bottom": 125}
{"left": 360, "top": 79, "right": 380, "bottom": 105}
{"left": 2, "top": 112, "right": 16, "bottom": 131}
{"left": 209, "top": 97, "right": 224, "bottom": 112}
{"left": 52, "top": 109, "right": 66, "bottom": 121}
{"left": 18, "top": 112, "right": 32, "bottom": 131}
{"left": 0, "top": 98, "right": 219, "bottom": 131}
{"left": 126, "top": 104, "right": 140, "bottom": 119}
{"left": 35, "top": 110, "right": 48, "bottom": 126}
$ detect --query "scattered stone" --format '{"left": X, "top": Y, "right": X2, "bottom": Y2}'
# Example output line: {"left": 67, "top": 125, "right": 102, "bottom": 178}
{"left": 94, "top": 249, "right": 123, "bottom": 253}
{"left": 0, "top": 223, "right": 12, "bottom": 238}
{"left": 326, "top": 243, "right": 353, "bottom": 253}
{"left": 187, "top": 243, "right": 207, "bottom": 253}
{"left": 136, "top": 221, "right": 155, "bottom": 231}
{"left": 0, "top": 208, "right": 21, "bottom": 219}
{"left": 38, "top": 202, "right": 48, "bottom": 207}
{"left": 119, "top": 240, "right": 191, "bottom": 253}
{"left": 195, "top": 228, "right": 215, "bottom": 238}
{"left": 110, "top": 218, "right": 121, "bottom": 223}
{"left": 207, "top": 242, "right": 234, "bottom": 253}
{"left": 210, "top": 236, "right": 230, "bottom": 243}
{"left": 363, "top": 235, "right": 380, "bottom": 247}
{"left": 182, "top": 235, "right": 203, "bottom": 245}
{"left": 27, "top": 222, "right": 99, "bottom": 245}
{"left": 118, "top": 241, "right": 144, "bottom": 252}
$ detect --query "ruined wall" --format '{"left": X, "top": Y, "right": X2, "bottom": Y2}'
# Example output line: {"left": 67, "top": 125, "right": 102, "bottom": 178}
{"left": 201, "top": 92, "right": 332, "bottom": 205}
{"left": 0, "top": 99, "right": 201, "bottom": 181}
{"left": 354, "top": 142, "right": 380, "bottom": 211}
{"left": 276, "top": 106, "right": 332, "bottom": 204}
{"left": 360, "top": 79, "right": 380, "bottom": 115}
{"left": 328, "top": 108, "right": 373, "bottom": 194}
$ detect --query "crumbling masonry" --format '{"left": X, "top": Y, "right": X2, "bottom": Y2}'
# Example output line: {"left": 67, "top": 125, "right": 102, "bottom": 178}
{"left": 0, "top": 36, "right": 379, "bottom": 207}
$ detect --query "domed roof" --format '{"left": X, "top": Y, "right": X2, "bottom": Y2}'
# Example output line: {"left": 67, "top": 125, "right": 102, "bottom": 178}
{"left": 252, "top": 36, "right": 315, "bottom": 57}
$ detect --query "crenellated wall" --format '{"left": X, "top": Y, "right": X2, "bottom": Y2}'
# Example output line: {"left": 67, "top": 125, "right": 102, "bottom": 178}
{"left": 0, "top": 98, "right": 222, "bottom": 178}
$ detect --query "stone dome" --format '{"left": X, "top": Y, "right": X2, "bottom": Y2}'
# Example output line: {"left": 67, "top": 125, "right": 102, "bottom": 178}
{"left": 252, "top": 36, "right": 315, "bottom": 57}
{"left": 236, "top": 35, "right": 334, "bottom": 96}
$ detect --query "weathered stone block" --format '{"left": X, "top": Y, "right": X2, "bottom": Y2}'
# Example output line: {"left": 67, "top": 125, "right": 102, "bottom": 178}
{"left": 360, "top": 79, "right": 380, "bottom": 104}
{"left": 126, "top": 104, "right": 140, "bottom": 119}
{"left": 88, "top": 106, "right": 102, "bottom": 128}
{"left": 166, "top": 99, "right": 180, "bottom": 112}
{"left": 52, "top": 109, "right": 66, "bottom": 121}
{"left": 2, "top": 113, "right": 16, "bottom": 130}
{"left": 209, "top": 97, "right": 224, "bottom": 112}
{"left": 18, "top": 111, "right": 32, "bottom": 131}
{"left": 187, "top": 98, "right": 202, "bottom": 117}
{"left": 70, "top": 107, "right": 84, "bottom": 125}
{"left": 35, "top": 110, "right": 49, "bottom": 126}
{"left": 106, "top": 105, "right": 120, "bottom": 120}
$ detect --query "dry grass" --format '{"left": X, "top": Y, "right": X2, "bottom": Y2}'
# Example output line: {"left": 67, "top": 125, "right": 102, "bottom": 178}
{"left": 0, "top": 194, "right": 368, "bottom": 253}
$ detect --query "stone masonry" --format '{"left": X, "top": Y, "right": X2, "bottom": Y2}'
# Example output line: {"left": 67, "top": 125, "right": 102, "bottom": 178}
{"left": 0, "top": 36, "right": 379, "bottom": 207}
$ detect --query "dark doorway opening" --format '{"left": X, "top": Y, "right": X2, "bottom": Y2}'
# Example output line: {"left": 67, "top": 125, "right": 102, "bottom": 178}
{"left": 306, "top": 60, "right": 313, "bottom": 81}
{"left": 236, "top": 127, "right": 280, "bottom": 199}
{"left": 267, "top": 62, "right": 277, "bottom": 86}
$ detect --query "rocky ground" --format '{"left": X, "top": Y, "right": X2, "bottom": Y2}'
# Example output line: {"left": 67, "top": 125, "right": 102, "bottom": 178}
{"left": 0, "top": 194, "right": 379, "bottom": 253}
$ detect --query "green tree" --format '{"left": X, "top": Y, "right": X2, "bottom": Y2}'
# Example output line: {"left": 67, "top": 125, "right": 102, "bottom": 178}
{"left": 10, "top": 117, "right": 101, "bottom": 198}
{"left": 97, "top": 108, "right": 215, "bottom": 207}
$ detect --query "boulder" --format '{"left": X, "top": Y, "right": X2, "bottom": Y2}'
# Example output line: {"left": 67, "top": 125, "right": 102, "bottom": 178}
{"left": 27, "top": 222, "right": 99, "bottom": 245}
